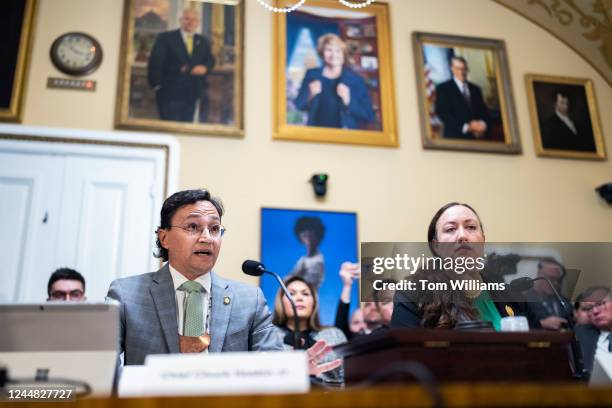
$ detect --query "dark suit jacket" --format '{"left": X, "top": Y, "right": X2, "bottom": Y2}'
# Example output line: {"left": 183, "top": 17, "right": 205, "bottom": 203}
{"left": 147, "top": 29, "right": 215, "bottom": 104}
{"left": 540, "top": 113, "right": 596, "bottom": 152}
{"left": 435, "top": 79, "right": 491, "bottom": 139}
{"left": 294, "top": 67, "right": 375, "bottom": 129}
{"left": 575, "top": 324, "right": 601, "bottom": 374}
{"left": 106, "top": 265, "right": 283, "bottom": 365}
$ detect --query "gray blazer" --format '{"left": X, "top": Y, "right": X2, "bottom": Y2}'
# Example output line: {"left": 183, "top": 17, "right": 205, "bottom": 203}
{"left": 107, "top": 264, "right": 283, "bottom": 365}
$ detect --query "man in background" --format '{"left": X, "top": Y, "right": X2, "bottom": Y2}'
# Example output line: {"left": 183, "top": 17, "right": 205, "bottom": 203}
{"left": 527, "top": 259, "right": 573, "bottom": 330}
{"left": 47, "top": 268, "right": 86, "bottom": 301}
{"left": 574, "top": 286, "right": 610, "bottom": 325}
{"left": 148, "top": 8, "right": 215, "bottom": 122}
{"left": 575, "top": 288, "right": 612, "bottom": 374}
{"left": 540, "top": 91, "right": 595, "bottom": 152}
{"left": 435, "top": 56, "right": 491, "bottom": 139}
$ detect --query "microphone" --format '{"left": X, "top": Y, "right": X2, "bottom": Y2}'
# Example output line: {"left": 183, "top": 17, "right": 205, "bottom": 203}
{"left": 242, "top": 260, "right": 265, "bottom": 276}
{"left": 508, "top": 276, "right": 587, "bottom": 379}
{"left": 241, "top": 260, "right": 302, "bottom": 349}
{"left": 508, "top": 277, "right": 534, "bottom": 292}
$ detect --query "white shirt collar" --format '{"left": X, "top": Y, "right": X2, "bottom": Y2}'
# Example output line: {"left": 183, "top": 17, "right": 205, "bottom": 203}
{"left": 453, "top": 77, "right": 468, "bottom": 94}
{"left": 168, "top": 263, "right": 212, "bottom": 293}
{"left": 180, "top": 30, "right": 195, "bottom": 43}
{"left": 555, "top": 110, "right": 577, "bottom": 134}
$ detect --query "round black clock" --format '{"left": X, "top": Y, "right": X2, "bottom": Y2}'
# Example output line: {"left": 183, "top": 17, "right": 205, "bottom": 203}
{"left": 50, "top": 32, "right": 103, "bottom": 76}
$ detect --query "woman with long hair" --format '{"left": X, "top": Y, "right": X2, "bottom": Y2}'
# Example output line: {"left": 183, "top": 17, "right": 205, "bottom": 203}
{"left": 391, "top": 202, "right": 526, "bottom": 330}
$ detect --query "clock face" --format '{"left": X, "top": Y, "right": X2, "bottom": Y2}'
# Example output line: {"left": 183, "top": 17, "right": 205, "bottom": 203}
{"left": 50, "top": 32, "right": 103, "bottom": 76}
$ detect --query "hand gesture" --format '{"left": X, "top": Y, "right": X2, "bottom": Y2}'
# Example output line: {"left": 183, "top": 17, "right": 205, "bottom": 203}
{"left": 190, "top": 65, "right": 208, "bottom": 76}
{"left": 309, "top": 80, "right": 322, "bottom": 97}
{"left": 337, "top": 83, "right": 351, "bottom": 106}
{"left": 307, "top": 339, "right": 342, "bottom": 377}
{"left": 539, "top": 316, "right": 568, "bottom": 330}
{"left": 339, "top": 262, "right": 360, "bottom": 287}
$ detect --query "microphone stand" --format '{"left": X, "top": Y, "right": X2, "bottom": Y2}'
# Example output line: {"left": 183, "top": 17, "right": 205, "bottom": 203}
{"left": 532, "top": 277, "right": 587, "bottom": 380}
{"left": 263, "top": 270, "right": 302, "bottom": 350}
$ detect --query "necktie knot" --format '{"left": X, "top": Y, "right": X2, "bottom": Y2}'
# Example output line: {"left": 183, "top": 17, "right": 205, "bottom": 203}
{"left": 179, "top": 280, "right": 204, "bottom": 294}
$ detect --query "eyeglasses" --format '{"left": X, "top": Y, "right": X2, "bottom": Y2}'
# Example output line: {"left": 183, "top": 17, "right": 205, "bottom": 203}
{"left": 169, "top": 222, "right": 226, "bottom": 238}
{"left": 49, "top": 290, "right": 85, "bottom": 301}
{"left": 583, "top": 300, "right": 609, "bottom": 313}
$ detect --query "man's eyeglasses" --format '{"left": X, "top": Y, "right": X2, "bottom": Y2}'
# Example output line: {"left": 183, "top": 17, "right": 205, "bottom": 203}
{"left": 49, "top": 290, "right": 85, "bottom": 301}
{"left": 169, "top": 223, "right": 226, "bottom": 238}
{"left": 583, "top": 299, "right": 609, "bottom": 313}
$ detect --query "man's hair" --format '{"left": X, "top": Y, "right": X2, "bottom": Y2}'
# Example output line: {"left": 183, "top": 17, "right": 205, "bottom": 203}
{"left": 293, "top": 216, "right": 325, "bottom": 242}
{"left": 553, "top": 90, "right": 570, "bottom": 103}
{"left": 537, "top": 258, "right": 566, "bottom": 281}
{"left": 575, "top": 286, "right": 611, "bottom": 308}
{"left": 155, "top": 189, "right": 224, "bottom": 261}
{"left": 47, "top": 268, "right": 85, "bottom": 296}
{"left": 450, "top": 56, "right": 468, "bottom": 68}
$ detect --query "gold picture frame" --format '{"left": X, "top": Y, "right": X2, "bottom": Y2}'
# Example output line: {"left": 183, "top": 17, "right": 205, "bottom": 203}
{"left": 413, "top": 32, "right": 521, "bottom": 154}
{"left": 526, "top": 74, "right": 606, "bottom": 160}
{"left": 115, "top": 0, "right": 244, "bottom": 137}
{"left": 0, "top": 0, "right": 37, "bottom": 123}
{"left": 273, "top": 0, "right": 397, "bottom": 147}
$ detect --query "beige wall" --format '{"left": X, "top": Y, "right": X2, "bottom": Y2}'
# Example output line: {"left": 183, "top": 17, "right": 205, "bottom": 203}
{"left": 20, "top": 0, "right": 612, "bottom": 291}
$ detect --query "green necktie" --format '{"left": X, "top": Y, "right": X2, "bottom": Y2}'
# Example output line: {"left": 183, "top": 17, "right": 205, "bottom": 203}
{"left": 178, "top": 280, "right": 204, "bottom": 336}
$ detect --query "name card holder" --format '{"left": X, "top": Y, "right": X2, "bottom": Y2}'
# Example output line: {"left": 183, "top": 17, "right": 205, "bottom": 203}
{"left": 119, "top": 351, "right": 310, "bottom": 397}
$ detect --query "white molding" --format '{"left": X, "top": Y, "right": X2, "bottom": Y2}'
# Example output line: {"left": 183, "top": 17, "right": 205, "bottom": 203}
{"left": 0, "top": 124, "right": 180, "bottom": 195}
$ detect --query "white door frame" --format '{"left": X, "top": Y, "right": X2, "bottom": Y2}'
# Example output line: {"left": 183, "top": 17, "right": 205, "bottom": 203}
{"left": 0, "top": 123, "right": 180, "bottom": 272}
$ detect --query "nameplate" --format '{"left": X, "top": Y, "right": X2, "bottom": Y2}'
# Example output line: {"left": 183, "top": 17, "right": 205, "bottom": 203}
{"left": 120, "top": 351, "right": 309, "bottom": 397}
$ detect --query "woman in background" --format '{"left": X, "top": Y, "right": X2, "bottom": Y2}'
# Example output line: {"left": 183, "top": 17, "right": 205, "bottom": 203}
{"left": 294, "top": 33, "right": 375, "bottom": 129}
{"left": 391, "top": 202, "right": 526, "bottom": 330}
{"left": 273, "top": 276, "right": 347, "bottom": 384}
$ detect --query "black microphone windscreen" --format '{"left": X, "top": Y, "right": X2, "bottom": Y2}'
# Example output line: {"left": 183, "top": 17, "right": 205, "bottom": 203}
{"left": 509, "top": 277, "right": 534, "bottom": 292}
{"left": 242, "top": 260, "right": 265, "bottom": 276}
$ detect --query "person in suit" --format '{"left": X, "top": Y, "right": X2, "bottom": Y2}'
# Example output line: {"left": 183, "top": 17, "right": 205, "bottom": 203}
{"left": 575, "top": 287, "right": 612, "bottom": 374}
{"left": 434, "top": 56, "right": 491, "bottom": 139}
{"left": 391, "top": 202, "right": 527, "bottom": 330}
{"left": 525, "top": 259, "right": 573, "bottom": 330}
{"left": 107, "top": 189, "right": 340, "bottom": 377}
{"left": 540, "top": 91, "right": 596, "bottom": 152}
{"left": 273, "top": 276, "right": 347, "bottom": 384}
{"left": 147, "top": 8, "right": 215, "bottom": 122}
{"left": 47, "top": 267, "right": 86, "bottom": 301}
{"left": 294, "top": 33, "right": 375, "bottom": 129}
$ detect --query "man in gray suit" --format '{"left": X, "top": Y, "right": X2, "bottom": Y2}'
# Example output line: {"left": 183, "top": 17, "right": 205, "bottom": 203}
{"left": 107, "top": 189, "right": 339, "bottom": 374}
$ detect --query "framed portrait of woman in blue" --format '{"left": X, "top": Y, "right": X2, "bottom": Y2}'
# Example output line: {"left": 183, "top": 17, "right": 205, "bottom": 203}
{"left": 272, "top": 0, "right": 397, "bottom": 146}
{"left": 260, "top": 208, "right": 359, "bottom": 325}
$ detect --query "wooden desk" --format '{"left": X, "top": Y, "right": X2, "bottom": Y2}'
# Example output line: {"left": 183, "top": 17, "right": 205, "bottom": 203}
{"left": 3, "top": 383, "right": 611, "bottom": 408}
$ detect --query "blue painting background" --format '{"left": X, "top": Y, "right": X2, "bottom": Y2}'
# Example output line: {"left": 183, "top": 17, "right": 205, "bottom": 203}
{"left": 260, "top": 208, "right": 359, "bottom": 325}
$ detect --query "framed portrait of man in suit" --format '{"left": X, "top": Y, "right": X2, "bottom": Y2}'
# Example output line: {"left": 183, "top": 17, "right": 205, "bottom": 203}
{"left": 273, "top": 0, "right": 397, "bottom": 147}
{"left": 526, "top": 74, "right": 606, "bottom": 160}
{"left": 260, "top": 208, "right": 359, "bottom": 326}
{"left": 115, "top": 0, "right": 243, "bottom": 136}
{"left": 413, "top": 32, "right": 521, "bottom": 154}
{"left": 0, "top": 0, "right": 36, "bottom": 123}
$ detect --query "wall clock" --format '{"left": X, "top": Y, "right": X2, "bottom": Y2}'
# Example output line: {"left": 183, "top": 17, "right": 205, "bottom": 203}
{"left": 50, "top": 32, "right": 102, "bottom": 76}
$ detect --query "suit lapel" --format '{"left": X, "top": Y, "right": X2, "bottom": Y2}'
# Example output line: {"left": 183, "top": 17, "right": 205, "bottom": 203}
{"left": 172, "top": 29, "right": 190, "bottom": 62}
{"left": 209, "top": 272, "right": 233, "bottom": 352}
{"left": 150, "top": 264, "right": 180, "bottom": 354}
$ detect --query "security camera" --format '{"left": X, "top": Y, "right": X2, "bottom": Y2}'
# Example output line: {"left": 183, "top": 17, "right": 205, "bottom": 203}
{"left": 310, "top": 174, "right": 328, "bottom": 198}
{"left": 596, "top": 183, "right": 612, "bottom": 204}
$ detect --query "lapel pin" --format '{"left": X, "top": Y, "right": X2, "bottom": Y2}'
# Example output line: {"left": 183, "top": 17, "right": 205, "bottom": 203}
{"left": 223, "top": 296, "right": 231, "bottom": 305}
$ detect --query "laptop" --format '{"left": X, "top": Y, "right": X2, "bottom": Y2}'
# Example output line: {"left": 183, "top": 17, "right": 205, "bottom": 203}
{"left": 0, "top": 302, "right": 119, "bottom": 397}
